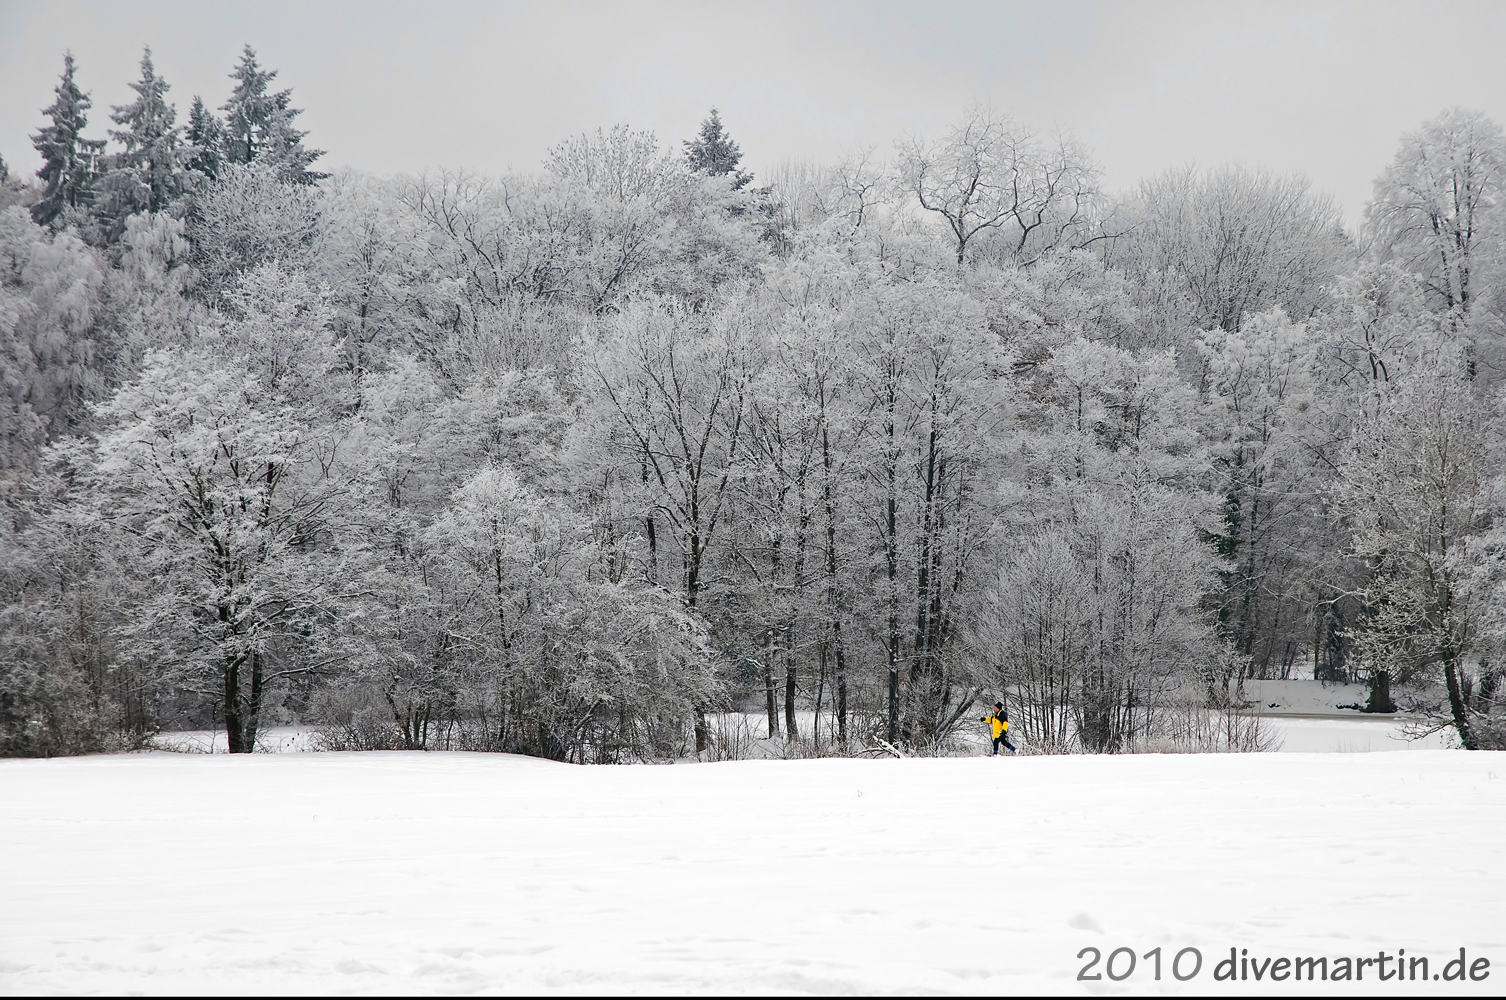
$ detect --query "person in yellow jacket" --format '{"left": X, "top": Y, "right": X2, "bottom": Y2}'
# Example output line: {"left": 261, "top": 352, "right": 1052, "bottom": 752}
{"left": 981, "top": 702, "right": 1016, "bottom": 754}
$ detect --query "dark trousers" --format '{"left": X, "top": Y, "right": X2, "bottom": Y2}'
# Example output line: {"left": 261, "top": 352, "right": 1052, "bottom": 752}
{"left": 992, "top": 735, "right": 1015, "bottom": 754}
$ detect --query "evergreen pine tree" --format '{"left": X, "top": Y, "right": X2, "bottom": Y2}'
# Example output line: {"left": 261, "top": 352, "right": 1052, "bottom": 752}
{"left": 30, "top": 53, "right": 100, "bottom": 226}
{"left": 220, "top": 45, "right": 326, "bottom": 185}
{"left": 0, "top": 153, "right": 8, "bottom": 183}
{"left": 99, "top": 47, "right": 187, "bottom": 221}
{"left": 684, "top": 108, "right": 752, "bottom": 189}
{"left": 185, "top": 96, "right": 225, "bottom": 181}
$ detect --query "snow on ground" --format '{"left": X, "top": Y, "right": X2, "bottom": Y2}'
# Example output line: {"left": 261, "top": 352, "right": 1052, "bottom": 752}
{"left": 1269, "top": 715, "right": 1458, "bottom": 753}
{"left": 149, "top": 726, "right": 322, "bottom": 754}
{"left": 2, "top": 750, "right": 1503, "bottom": 995}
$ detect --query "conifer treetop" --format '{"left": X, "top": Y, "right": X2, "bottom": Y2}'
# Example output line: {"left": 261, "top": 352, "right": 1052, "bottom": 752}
{"left": 98, "top": 45, "right": 188, "bottom": 220}
{"left": 186, "top": 95, "right": 225, "bottom": 180}
{"left": 31, "top": 51, "right": 98, "bottom": 225}
{"left": 685, "top": 108, "right": 752, "bottom": 190}
{"left": 220, "top": 44, "right": 326, "bottom": 184}
{"left": 109, "top": 47, "right": 177, "bottom": 154}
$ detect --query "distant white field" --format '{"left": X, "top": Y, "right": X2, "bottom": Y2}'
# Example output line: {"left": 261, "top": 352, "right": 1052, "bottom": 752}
{"left": 2, "top": 750, "right": 1502, "bottom": 995}
{"left": 1270, "top": 715, "right": 1458, "bottom": 752}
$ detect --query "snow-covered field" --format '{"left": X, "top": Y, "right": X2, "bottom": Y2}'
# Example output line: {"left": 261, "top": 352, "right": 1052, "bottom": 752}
{"left": 3, "top": 750, "right": 1503, "bottom": 995}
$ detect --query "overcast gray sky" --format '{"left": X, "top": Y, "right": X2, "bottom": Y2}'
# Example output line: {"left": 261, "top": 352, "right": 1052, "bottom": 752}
{"left": 3, "top": 0, "right": 1504, "bottom": 223}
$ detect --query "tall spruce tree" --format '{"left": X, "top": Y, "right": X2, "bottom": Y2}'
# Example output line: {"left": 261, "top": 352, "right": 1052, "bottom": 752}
{"left": 99, "top": 47, "right": 187, "bottom": 223}
{"left": 185, "top": 96, "right": 225, "bottom": 181}
{"left": 685, "top": 108, "right": 752, "bottom": 189}
{"left": 31, "top": 53, "right": 100, "bottom": 226}
{"left": 220, "top": 46, "right": 326, "bottom": 185}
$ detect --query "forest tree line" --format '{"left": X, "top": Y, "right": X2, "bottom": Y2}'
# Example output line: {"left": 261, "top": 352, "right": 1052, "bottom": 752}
{"left": 3, "top": 46, "right": 1505, "bottom": 757}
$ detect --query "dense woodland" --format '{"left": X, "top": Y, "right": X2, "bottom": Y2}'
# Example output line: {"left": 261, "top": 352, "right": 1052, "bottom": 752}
{"left": 3, "top": 46, "right": 1506, "bottom": 758}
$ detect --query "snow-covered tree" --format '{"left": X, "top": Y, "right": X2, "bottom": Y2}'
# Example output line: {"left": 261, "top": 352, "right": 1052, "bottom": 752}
{"left": 833, "top": 271, "right": 1011, "bottom": 746}
{"left": 1118, "top": 167, "right": 1350, "bottom": 349}
{"left": 897, "top": 106, "right": 1101, "bottom": 265}
{"left": 980, "top": 471, "right": 1221, "bottom": 752}
{"left": 0, "top": 437, "right": 142, "bottom": 756}
{"left": 582, "top": 295, "right": 764, "bottom": 750}
{"left": 1199, "top": 309, "right": 1325, "bottom": 673}
{"left": 587, "top": 296, "right": 755, "bottom": 609}
{"left": 547, "top": 125, "right": 692, "bottom": 310}
{"left": 220, "top": 46, "right": 326, "bottom": 185}
{"left": 1334, "top": 345, "right": 1502, "bottom": 747}
{"left": 397, "top": 170, "right": 585, "bottom": 376}
{"left": 311, "top": 171, "right": 430, "bottom": 370}
{"left": 412, "top": 465, "right": 720, "bottom": 760}
{"left": 95, "top": 48, "right": 188, "bottom": 229}
{"left": 93, "top": 265, "right": 355, "bottom": 752}
{"left": 187, "top": 162, "right": 321, "bottom": 297}
{"left": 765, "top": 152, "right": 884, "bottom": 251}
{"left": 1367, "top": 109, "right": 1503, "bottom": 325}
{"left": 685, "top": 108, "right": 752, "bottom": 190}
{"left": 0, "top": 207, "right": 107, "bottom": 467}
{"left": 184, "top": 95, "right": 225, "bottom": 182}
{"left": 31, "top": 53, "right": 105, "bottom": 228}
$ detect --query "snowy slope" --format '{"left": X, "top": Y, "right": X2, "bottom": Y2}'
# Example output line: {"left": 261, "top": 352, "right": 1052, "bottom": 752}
{"left": 2, "top": 751, "right": 1502, "bottom": 995}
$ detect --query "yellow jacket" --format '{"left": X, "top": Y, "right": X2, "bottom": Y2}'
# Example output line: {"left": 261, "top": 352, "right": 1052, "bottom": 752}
{"left": 986, "top": 712, "right": 1009, "bottom": 738}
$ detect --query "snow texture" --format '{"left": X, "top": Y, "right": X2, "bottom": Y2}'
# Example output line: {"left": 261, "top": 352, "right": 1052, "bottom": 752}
{"left": 2, "top": 750, "right": 1502, "bottom": 994}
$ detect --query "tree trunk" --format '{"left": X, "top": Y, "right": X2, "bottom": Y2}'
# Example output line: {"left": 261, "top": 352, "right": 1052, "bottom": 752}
{"left": 223, "top": 652, "right": 247, "bottom": 754}
{"left": 820, "top": 424, "right": 848, "bottom": 746}
{"left": 645, "top": 514, "right": 658, "bottom": 584}
{"left": 911, "top": 424, "right": 939, "bottom": 742}
{"left": 685, "top": 511, "right": 705, "bottom": 754}
{"left": 834, "top": 620, "right": 848, "bottom": 746}
{"left": 685, "top": 527, "right": 702, "bottom": 608}
{"left": 245, "top": 648, "right": 265, "bottom": 751}
{"left": 813, "top": 640, "right": 827, "bottom": 746}
{"left": 786, "top": 496, "right": 808, "bottom": 742}
{"left": 642, "top": 457, "right": 658, "bottom": 584}
{"left": 1444, "top": 659, "right": 1478, "bottom": 750}
{"left": 886, "top": 551, "right": 901, "bottom": 745}
{"left": 1364, "top": 669, "right": 1397, "bottom": 713}
{"left": 762, "top": 630, "right": 780, "bottom": 739}
{"left": 768, "top": 530, "right": 784, "bottom": 740}
{"left": 783, "top": 626, "right": 798, "bottom": 741}
{"left": 885, "top": 394, "right": 901, "bottom": 745}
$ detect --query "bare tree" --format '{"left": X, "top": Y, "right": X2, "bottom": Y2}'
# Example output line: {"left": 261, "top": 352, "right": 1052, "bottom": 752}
{"left": 897, "top": 106, "right": 1100, "bottom": 266}
{"left": 766, "top": 150, "right": 883, "bottom": 250}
